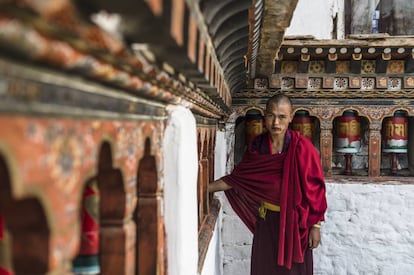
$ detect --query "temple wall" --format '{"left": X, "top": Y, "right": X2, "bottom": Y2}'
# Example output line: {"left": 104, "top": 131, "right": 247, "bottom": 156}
{"left": 379, "top": 0, "right": 414, "bottom": 35}
{"left": 286, "top": 0, "right": 345, "bottom": 39}
{"left": 348, "top": 0, "right": 380, "bottom": 34}
{"left": 315, "top": 181, "right": 414, "bottom": 275}
{"left": 219, "top": 194, "right": 252, "bottom": 275}
{"left": 219, "top": 181, "right": 414, "bottom": 274}
{"left": 286, "top": 0, "right": 414, "bottom": 39}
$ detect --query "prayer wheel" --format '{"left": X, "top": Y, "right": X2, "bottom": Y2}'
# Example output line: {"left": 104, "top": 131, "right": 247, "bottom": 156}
{"left": 291, "top": 110, "right": 314, "bottom": 141}
{"left": 409, "top": 117, "right": 414, "bottom": 174}
{"left": 245, "top": 110, "right": 263, "bottom": 144}
{"left": 335, "top": 110, "right": 361, "bottom": 153}
{"left": 72, "top": 180, "right": 100, "bottom": 274}
{"left": 382, "top": 111, "right": 408, "bottom": 153}
{"left": 0, "top": 214, "right": 13, "bottom": 275}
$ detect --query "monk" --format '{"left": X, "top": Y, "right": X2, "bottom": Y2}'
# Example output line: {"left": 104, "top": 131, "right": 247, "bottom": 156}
{"left": 209, "top": 94, "right": 327, "bottom": 275}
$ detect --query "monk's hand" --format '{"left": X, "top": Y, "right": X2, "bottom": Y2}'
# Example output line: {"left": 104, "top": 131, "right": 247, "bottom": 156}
{"left": 308, "top": 226, "right": 321, "bottom": 249}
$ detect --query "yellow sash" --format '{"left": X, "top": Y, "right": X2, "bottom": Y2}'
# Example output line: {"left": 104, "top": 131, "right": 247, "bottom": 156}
{"left": 258, "top": 201, "right": 280, "bottom": 219}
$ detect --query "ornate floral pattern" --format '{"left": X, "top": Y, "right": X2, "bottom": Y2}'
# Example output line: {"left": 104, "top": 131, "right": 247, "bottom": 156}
{"left": 308, "top": 78, "right": 322, "bottom": 89}
{"left": 308, "top": 61, "right": 325, "bottom": 74}
{"left": 336, "top": 61, "right": 350, "bottom": 74}
{"left": 388, "top": 78, "right": 401, "bottom": 89}
{"left": 387, "top": 60, "right": 404, "bottom": 74}
{"left": 334, "top": 77, "right": 348, "bottom": 89}
{"left": 362, "top": 78, "right": 375, "bottom": 90}
{"left": 361, "top": 60, "right": 376, "bottom": 74}
{"left": 281, "top": 61, "right": 298, "bottom": 74}
{"left": 254, "top": 78, "right": 268, "bottom": 90}
{"left": 281, "top": 77, "right": 294, "bottom": 89}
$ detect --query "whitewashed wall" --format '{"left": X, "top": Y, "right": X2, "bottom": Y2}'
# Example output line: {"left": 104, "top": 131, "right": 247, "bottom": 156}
{"left": 315, "top": 181, "right": 414, "bottom": 275}
{"left": 219, "top": 181, "right": 414, "bottom": 275}
{"left": 286, "top": 0, "right": 345, "bottom": 39}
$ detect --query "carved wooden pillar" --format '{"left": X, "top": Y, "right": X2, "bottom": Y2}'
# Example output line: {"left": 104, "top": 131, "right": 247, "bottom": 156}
{"left": 208, "top": 130, "right": 215, "bottom": 183}
{"left": 197, "top": 130, "right": 204, "bottom": 226}
{"left": 200, "top": 157, "right": 209, "bottom": 217}
{"left": 320, "top": 121, "right": 333, "bottom": 177}
{"left": 97, "top": 164, "right": 137, "bottom": 275}
{"left": 136, "top": 139, "right": 164, "bottom": 275}
{"left": 208, "top": 129, "right": 216, "bottom": 206}
{"left": 197, "top": 129, "right": 209, "bottom": 223}
{"left": 200, "top": 132, "right": 210, "bottom": 221}
{"left": 368, "top": 121, "right": 382, "bottom": 177}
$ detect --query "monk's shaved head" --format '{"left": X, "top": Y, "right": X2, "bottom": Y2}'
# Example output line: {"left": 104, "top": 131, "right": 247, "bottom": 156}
{"left": 265, "top": 94, "right": 292, "bottom": 112}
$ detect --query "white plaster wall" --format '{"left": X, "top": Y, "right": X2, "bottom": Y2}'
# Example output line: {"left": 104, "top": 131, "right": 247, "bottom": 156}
{"left": 214, "top": 130, "right": 228, "bottom": 182}
{"left": 286, "top": 0, "right": 345, "bottom": 39}
{"left": 220, "top": 181, "right": 414, "bottom": 275}
{"left": 315, "top": 181, "right": 414, "bottom": 275}
{"left": 163, "top": 105, "right": 198, "bottom": 275}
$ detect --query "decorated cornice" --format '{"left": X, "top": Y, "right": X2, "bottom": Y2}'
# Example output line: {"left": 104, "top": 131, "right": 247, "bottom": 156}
{"left": 234, "top": 36, "right": 414, "bottom": 106}
{"left": 0, "top": 3, "right": 229, "bottom": 119}
{"left": 278, "top": 35, "right": 414, "bottom": 60}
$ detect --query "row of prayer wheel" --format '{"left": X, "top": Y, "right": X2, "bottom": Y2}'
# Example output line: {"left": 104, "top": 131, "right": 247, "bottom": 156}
{"left": 244, "top": 109, "right": 316, "bottom": 144}
{"left": 334, "top": 110, "right": 408, "bottom": 153}
{"left": 244, "top": 109, "right": 409, "bottom": 153}
{"left": 382, "top": 111, "right": 408, "bottom": 153}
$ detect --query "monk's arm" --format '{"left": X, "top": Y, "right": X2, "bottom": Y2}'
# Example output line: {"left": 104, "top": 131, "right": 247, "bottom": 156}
{"left": 208, "top": 179, "right": 232, "bottom": 193}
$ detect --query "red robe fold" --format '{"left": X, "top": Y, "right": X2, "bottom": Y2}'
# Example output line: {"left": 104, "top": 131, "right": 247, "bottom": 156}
{"left": 223, "top": 130, "right": 327, "bottom": 269}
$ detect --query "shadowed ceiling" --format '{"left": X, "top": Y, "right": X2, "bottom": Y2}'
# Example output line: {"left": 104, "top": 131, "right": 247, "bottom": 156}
{"left": 75, "top": 0, "right": 298, "bottom": 96}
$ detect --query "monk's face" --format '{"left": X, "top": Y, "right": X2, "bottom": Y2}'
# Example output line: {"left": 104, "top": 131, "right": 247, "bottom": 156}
{"left": 264, "top": 102, "right": 293, "bottom": 140}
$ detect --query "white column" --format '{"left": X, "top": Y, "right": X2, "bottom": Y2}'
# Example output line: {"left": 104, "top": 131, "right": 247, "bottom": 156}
{"left": 163, "top": 105, "right": 198, "bottom": 275}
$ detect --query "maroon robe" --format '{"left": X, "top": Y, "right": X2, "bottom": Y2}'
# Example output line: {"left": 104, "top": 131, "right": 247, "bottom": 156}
{"left": 222, "top": 130, "right": 327, "bottom": 270}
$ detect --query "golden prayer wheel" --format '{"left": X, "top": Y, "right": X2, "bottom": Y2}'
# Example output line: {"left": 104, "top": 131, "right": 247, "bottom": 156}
{"left": 291, "top": 110, "right": 314, "bottom": 141}
{"left": 382, "top": 111, "right": 408, "bottom": 153}
{"left": 245, "top": 110, "right": 263, "bottom": 144}
{"left": 335, "top": 110, "right": 361, "bottom": 153}
{"left": 408, "top": 117, "right": 414, "bottom": 174}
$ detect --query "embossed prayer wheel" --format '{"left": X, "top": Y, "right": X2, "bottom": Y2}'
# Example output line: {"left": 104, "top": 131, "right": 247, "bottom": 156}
{"left": 409, "top": 117, "right": 414, "bottom": 174}
{"left": 0, "top": 214, "right": 13, "bottom": 275}
{"left": 245, "top": 110, "right": 263, "bottom": 144}
{"left": 382, "top": 111, "right": 408, "bottom": 153}
{"left": 291, "top": 110, "right": 315, "bottom": 141}
{"left": 335, "top": 110, "right": 361, "bottom": 153}
{"left": 72, "top": 180, "right": 100, "bottom": 274}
